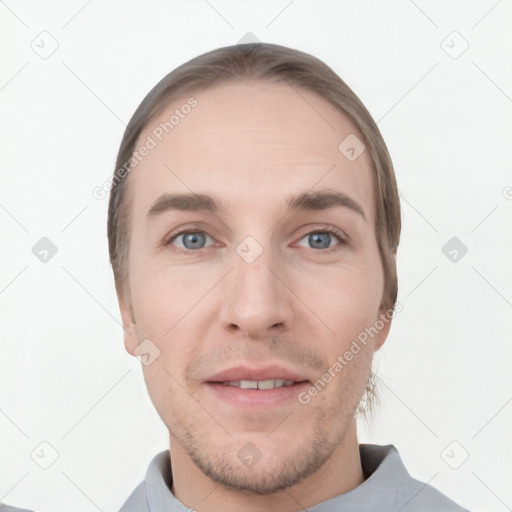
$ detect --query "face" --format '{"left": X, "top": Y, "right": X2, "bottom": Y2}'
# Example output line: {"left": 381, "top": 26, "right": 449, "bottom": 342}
{"left": 119, "top": 80, "right": 391, "bottom": 495}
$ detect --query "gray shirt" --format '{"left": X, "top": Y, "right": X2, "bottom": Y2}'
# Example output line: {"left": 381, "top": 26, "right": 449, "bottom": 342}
{"left": 0, "top": 506, "right": 34, "bottom": 512}
{"left": 119, "top": 443, "right": 469, "bottom": 511}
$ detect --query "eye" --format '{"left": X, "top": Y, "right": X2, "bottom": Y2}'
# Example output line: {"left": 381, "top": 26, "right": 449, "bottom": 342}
{"left": 163, "top": 225, "right": 347, "bottom": 254}
{"left": 166, "top": 230, "right": 215, "bottom": 252}
{"left": 295, "top": 226, "right": 346, "bottom": 251}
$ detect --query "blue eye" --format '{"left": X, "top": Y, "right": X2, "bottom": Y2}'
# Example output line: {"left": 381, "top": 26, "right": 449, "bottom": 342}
{"left": 296, "top": 227, "right": 345, "bottom": 250}
{"left": 308, "top": 232, "right": 333, "bottom": 249}
{"left": 165, "top": 226, "right": 345, "bottom": 254}
{"left": 181, "top": 233, "right": 205, "bottom": 249}
{"left": 169, "top": 231, "right": 214, "bottom": 251}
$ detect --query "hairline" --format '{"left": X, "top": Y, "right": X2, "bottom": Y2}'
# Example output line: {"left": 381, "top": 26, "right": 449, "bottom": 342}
{"left": 110, "top": 45, "right": 400, "bottom": 318}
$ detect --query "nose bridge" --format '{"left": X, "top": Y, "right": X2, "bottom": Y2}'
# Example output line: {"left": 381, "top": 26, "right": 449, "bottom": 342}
{"left": 220, "top": 235, "right": 293, "bottom": 336}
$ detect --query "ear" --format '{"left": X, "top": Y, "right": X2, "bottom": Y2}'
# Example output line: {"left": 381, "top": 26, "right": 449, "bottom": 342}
{"left": 374, "top": 250, "right": 399, "bottom": 351}
{"left": 117, "top": 286, "right": 138, "bottom": 356}
{"left": 373, "top": 313, "right": 392, "bottom": 352}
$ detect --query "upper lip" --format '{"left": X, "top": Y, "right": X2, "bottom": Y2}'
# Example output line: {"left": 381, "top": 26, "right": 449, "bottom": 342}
{"left": 204, "top": 365, "right": 309, "bottom": 384}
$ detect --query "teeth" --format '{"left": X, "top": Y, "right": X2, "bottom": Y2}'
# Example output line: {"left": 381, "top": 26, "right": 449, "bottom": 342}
{"left": 241, "top": 380, "right": 258, "bottom": 389}
{"left": 222, "top": 379, "right": 295, "bottom": 389}
{"left": 257, "top": 379, "right": 279, "bottom": 390}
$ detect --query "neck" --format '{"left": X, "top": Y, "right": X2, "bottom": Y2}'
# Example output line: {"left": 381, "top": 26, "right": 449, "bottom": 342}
{"left": 169, "top": 421, "right": 365, "bottom": 512}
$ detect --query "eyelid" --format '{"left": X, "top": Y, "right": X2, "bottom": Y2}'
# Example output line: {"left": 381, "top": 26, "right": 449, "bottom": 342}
{"left": 293, "top": 225, "right": 348, "bottom": 248}
{"left": 163, "top": 224, "right": 217, "bottom": 251}
{"left": 162, "top": 223, "right": 349, "bottom": 253}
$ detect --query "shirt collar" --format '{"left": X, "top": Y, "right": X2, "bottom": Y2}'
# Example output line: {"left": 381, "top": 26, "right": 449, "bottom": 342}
{"left": 136, "top": 443, "right": 404, "bottom": 511}
{"left": 308, "top": 444, "right": 400, "bottom": 511}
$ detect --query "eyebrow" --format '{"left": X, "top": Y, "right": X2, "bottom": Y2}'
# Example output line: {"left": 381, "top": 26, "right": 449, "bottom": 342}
{"left": 287, "top": 190, "right": 367, "bottom": 222}
{"left": 147, "top": 193, "right": 220, "bottom": 217}
{"left": 147, "top": 190, "right": 367, "bottom": 222}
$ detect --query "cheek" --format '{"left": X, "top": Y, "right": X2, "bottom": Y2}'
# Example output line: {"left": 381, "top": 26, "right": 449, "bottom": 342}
{"left": 131, "top": 262, "right": 217, "bottom": 332}
{"left": 129, "top": 260, "right": 213, "bottom": 377}
{"left": 308, "top": 275, "right": 377, "bottom": 406}
{"left": 303, "top": 262, "right": 383, "bottom": 337}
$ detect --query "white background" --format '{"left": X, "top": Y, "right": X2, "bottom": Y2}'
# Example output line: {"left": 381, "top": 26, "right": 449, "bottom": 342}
{"left": 1, "top": 1, "right": 511, "bottom": 511}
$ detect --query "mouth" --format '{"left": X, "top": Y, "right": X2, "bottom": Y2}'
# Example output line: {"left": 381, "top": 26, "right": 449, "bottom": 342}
{"left": 219, "top": 379, "right": 297, "bottom": 389}
{"left": 204, "top": 364, "right": 309, "bottom": 384}
{"left": 203, "top": 365, "right": 311, "bottom": 408}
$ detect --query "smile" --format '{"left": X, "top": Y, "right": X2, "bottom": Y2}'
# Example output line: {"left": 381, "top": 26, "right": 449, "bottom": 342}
{"left": 221, "top": 379, "right": 295, "bottom": 389}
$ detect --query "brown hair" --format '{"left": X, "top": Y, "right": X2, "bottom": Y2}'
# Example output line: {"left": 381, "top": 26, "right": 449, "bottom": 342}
{"left": 107, "top": 42, "right": 401, "bottom": 312}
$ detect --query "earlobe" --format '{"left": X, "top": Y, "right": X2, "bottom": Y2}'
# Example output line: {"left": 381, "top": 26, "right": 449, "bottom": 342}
{"left": 374, "top": 310, "right": 392, "bottom": 352}
{"left": 118, "top": 291, "right": 138, "bottom": 356}
{"left": 122, "top": 320, "right": 138, "bottom": 356}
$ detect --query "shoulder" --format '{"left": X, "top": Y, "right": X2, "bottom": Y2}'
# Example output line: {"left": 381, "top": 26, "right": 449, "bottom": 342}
{"left": 396, "top": 474, "right": 470, "bottom": 511}
{"left": 118, "top": 480, "right": 149, "bottom": 512}
{"left": 118, "top": 450, "right": 172, "bottom": 511}
{"left": 382, "top": 446, "right": 469, "bottom": 512}
{"left": 0, "top": 505, "right": 35, "bottom": 512}
{"left": 361, "top": 444, "right": 470, "bottom": 512}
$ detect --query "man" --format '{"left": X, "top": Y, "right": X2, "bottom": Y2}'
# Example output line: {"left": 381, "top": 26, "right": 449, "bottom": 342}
{"left": 108, "top": 42, "right": 468, "bottom": 511}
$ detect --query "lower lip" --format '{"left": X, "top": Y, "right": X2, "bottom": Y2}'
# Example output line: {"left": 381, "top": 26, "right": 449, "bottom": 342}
{"left": 204, "top": 382, "right": 310, "bottom": 409}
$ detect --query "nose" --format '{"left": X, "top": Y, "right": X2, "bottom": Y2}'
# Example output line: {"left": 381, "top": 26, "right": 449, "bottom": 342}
{"left": 219, "top": 245, "right": 295, "bottom": 339}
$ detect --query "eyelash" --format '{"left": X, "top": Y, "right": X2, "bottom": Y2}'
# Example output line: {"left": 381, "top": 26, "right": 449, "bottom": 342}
{"left": 163, "top": 225, "right": 347, "bottom": 255}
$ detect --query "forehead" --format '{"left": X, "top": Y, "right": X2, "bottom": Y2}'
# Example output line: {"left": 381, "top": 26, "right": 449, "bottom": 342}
{"left": 130, "top": 80, "right": 374, "bottom": 223}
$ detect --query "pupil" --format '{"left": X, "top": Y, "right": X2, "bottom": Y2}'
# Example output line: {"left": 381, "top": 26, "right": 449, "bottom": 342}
{"left": 310, "top": 233, "right": 330, "bottom": 249}
{"left": 184, "top": 233, "right": 205, "bottom": 249}
{"left": 181, "top": 232, "right": 331, "bottom": 250}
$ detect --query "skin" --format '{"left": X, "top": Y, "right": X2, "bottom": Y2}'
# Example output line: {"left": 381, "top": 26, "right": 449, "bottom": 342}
{"left": 118, "top": 80, "right": 392, "bottom": 512}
